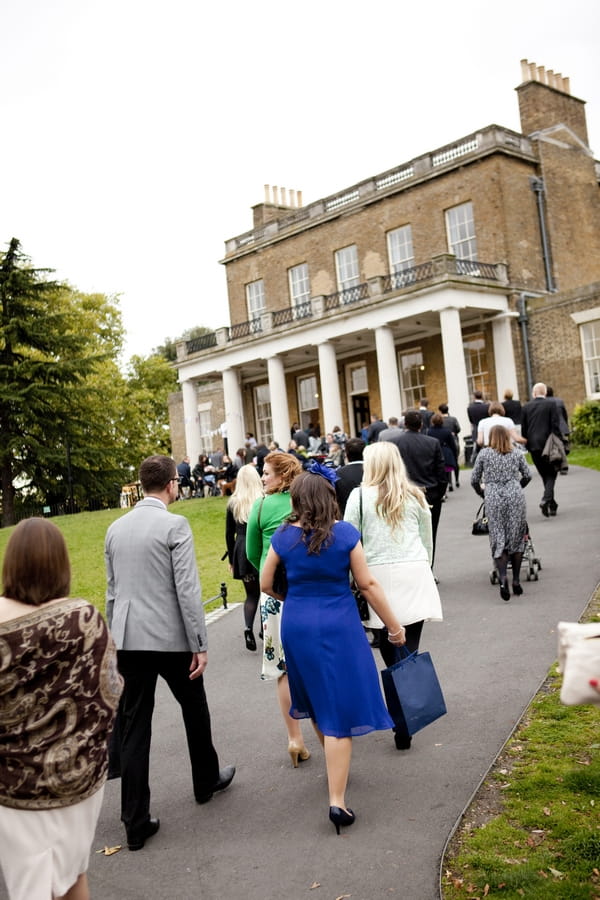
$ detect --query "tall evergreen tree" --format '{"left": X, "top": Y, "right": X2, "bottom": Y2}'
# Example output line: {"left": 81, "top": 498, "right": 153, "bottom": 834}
{"left": 0, "top": 238, "right": 123, "bottom": 525}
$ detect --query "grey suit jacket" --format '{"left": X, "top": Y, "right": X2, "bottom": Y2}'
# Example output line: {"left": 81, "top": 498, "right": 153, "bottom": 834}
{"left": 105, "top": 497, "right": 208, "bottom": 653}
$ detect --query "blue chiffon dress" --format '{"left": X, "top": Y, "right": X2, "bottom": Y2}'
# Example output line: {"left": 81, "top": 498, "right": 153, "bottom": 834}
{"left": 272, "top": 520, "right": 394, "bottom": 738}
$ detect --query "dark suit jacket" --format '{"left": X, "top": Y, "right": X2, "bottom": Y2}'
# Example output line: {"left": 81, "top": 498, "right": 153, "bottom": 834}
{"left": 502, "top": 399, "right": 522, "bottom": 425}
{"left": 467, "top": 400, "right": 489, "bottom": 428}
{"left": 385, "top": 431, "right": 447, "bottom": 503}
{"left": 521, "top": 397, "right": 561, "bottom": 452}
{"left": 334, "top": 462, "right": 363, "bottom": 515}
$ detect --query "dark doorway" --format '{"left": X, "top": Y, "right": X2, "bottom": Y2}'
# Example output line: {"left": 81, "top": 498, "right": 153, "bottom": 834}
{"left": 352, "top": 395, "right": 370, "bottom": 438}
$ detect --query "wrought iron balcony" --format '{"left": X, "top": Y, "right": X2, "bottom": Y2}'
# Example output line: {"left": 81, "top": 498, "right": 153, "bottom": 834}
{"left": 271, "top": 300, "right": 312, "bottom": 327}
{"left": 186, "top": 332, "right": 217, "bottom": 353}
{"left": 323, "top": 283, "right": 370, "bottom": 311}
{"left": 228, "top": 317, "right": 263, "bottom": 341}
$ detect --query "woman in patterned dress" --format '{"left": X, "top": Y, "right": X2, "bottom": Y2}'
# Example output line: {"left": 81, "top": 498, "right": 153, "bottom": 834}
{"left": 0, "top": 518, "right": 122, "bottom": 900}
{"left": 246, "top": 451, "right": 310, "bottom": 766}
{"left": 471, "top": 425, "right": 532, "bottom": 601}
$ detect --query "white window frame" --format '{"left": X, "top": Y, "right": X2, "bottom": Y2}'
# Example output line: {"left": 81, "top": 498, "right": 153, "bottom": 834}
{"left": 446, "top": 201, "right": 477, "bottom": 260}
{"left": 397, "top": 347, "right": 426, "bottom": 411}
{"left": 572, "top": 307, "right": 600, "bottom": 398}
{"left": 463, "top": 332, "right": 490, "bottom": 397}
{"left": 253, "top": 384, "right": 272, "bottom": 444}
{"left": 345, "top": 361, "right": 369, "bottom": 433}
{"left": 387, "top": 225, "right": 414, "bottom": 273}
{"left": 297, "top": 374, "right": 319, "bottom": 430}
{"left": 334, "top": 245, "right": 360, "bottom": 291}
{"left": 246, "top": 279, "right": 266, "bottom": 320}
{"left": 288, "top": 263, "right": 310, "bottom": 310}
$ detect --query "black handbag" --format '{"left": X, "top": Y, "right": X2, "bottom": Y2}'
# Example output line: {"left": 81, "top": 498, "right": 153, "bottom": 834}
{"left": 471, "top": 501, "right": 489, "bottom": 535}
{"left": 381, "top": 645, "right": 447, "bottom": 736}
{"left": 351, "top": 487, "right": 370, "bottom": 621}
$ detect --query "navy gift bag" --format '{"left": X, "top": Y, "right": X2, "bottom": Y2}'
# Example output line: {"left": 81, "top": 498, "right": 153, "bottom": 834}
{"left": 381, "top": 645, "right": 447, "bottom": 736}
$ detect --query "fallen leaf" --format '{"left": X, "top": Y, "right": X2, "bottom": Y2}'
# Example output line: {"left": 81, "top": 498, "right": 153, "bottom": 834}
{"left": 548, "top": 867, "right": 565, "bottom": 879}
{"left": 483, "top": 885, "right": 490, "bottom": 896}
{"left": 538, "top": 870, "right": 548, "bottom": 878}
{"left": 95, "top": 845, "right": 121, "bottom": 856}
{"left": 335, "top": 895, "right": 352, "bottom": 899}
{"left": 309, "top": 884, "right": 321, "bottom": 891}
{"left": 543, "top": 807, "right": 551, "bottom": 816}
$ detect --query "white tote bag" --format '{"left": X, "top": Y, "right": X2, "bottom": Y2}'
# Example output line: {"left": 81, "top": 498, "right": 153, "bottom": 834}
{"left": 557, "top": 621, "right": 600, "bottom": 706}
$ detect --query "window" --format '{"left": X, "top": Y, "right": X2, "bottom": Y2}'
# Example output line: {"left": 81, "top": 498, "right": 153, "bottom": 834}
{"left": 198, "top": 409, "right": 213, "bottom": 455}
{"left": 288, "top": 263, "right": 310, "bottom": 309}
{"left": 398, "top": 348, "right": 426, "bottom": 410}
{"left": 446, "top": 202, "right": 477, "bottom": 260}
{"left": 254, "top": 384, "right": 272, "bottom": 444}
{"left": 297, "top": 375, "right": 319, "bottom": 430}
{"left": 463, "top": 332, "right": 490, "bottom": 397}
{"left": 348, "top": 363, "right": 368, "bottom": 394}
{"left": 334, "top": 245, "right": 360, "bottom": 291}
{"left": 581, "top": 319, "right": 600, "bottom": 396}
{"left": 387, "top": 225, "right": 414, "bottom": 273}
{"left": 246, "top": 280, "right": 265, "bottom": 320}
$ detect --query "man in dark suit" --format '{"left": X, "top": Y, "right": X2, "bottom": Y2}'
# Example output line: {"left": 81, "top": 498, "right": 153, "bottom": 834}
{"left": 521, "top": 383, "right": 563, "bottom": 516}
{"left": 502, "top": 389, "right": 522, "bottom": 426}
{"left": 366, "top": 414, "right": 387, "bottom": 443}
{"left": 334, "top": 438, "right": 365, "bottom": 515}
{"left": 467, "top": 391, "right": 489, "bottom": 464}
{"left": 382, "top": 410, "right": 447, "bottom": 565}
{"left": 105, "top": 455, "right": 235, "bottom": 851}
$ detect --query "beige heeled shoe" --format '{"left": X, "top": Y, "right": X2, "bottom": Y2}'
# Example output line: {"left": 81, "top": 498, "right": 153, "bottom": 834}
{"left": 288, "top": 741, "right": 311, "bottom": 768}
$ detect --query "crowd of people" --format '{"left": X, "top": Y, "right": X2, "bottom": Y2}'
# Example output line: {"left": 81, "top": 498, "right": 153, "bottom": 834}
{"left": 0, "top": 382, "right": 575, "bottom": 896}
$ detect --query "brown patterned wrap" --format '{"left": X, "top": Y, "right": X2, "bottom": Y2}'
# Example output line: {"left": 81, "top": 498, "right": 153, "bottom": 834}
{"left": 0, "top": 599, "right": 123, "bottom": 810}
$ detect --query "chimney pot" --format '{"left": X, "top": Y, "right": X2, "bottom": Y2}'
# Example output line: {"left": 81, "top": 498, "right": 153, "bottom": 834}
{"left": 264, "top": 184, "right": 270, "bottom": 203}
{"left": 272, "top": 185, "right": 279, "bottom": 205}
{"left": 281, "top": 187, "right": 287, "bottom": 206}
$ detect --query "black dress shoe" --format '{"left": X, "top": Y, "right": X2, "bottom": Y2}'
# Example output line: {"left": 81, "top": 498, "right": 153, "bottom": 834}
{"left": 540, "top": 502, "right": 550, "bottom": 517}
{"left": 394, "top": 731, "right": 412, "bottom": 750}
{"left": 127, "top": 817, "right": 160, "bottom": 851}
{"left": 196, "top": 765, "right": 236, "bottom": 804}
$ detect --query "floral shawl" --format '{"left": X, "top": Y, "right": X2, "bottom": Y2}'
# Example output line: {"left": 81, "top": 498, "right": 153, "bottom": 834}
{"left": 0, "top": 598, "right": 122, "bottom": 810}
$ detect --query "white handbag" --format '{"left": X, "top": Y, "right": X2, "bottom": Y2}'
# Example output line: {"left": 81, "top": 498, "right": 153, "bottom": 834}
{"left": 557, "top": 621, "right": 600, "bottom": 706}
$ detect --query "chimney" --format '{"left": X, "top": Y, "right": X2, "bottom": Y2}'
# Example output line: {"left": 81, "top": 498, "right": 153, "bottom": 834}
{"left": 252, "top": 184, "right": 304, "bottom": 228}
{"left": 517, "top": 59, "right": 587, "bottom": 145}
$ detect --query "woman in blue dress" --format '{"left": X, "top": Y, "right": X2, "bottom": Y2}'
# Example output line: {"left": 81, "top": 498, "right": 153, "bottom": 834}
{"left": 261, "top": 463, "right": 406, "bottom": 835}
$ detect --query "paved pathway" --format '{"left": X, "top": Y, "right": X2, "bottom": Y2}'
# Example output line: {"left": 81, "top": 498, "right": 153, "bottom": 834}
{"left": 2, "top": 465, "right": 599, "bottom": 900}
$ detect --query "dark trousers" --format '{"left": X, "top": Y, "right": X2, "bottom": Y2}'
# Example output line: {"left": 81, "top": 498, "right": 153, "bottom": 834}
{"left": 379, "top": 621, "right": 425, "bottom": 744}
{"left": 530, "top": 449, "right": 558, "bottom": 507}
{"left": 427, "top": 496, "right": 443, "bottom": 566}
{"left": 116, "top": 650, "right": 220, "bottom": 839}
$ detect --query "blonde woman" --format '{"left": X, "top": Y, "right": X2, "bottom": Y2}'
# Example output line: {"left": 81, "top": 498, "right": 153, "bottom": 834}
{"left": 225, "top": 464, "right": 264, "bottom": 651}
{"left": 246, "top": 451, "right": 309, "bottom": 766}
{"left": 344, "top": 441, "right": 442, "bottom": 750}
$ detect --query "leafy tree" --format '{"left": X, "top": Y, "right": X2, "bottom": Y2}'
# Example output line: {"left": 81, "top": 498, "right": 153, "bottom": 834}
{"left": 0, "top": 238, "right": 124, "bottom": 525}
{"left": 121, "top": 353, "right": 178, "bottom": 465}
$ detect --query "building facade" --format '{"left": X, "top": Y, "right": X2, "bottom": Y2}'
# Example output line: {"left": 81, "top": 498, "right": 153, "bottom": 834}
{"left": 172, "top": 60, "right": 600, "bottom": 462}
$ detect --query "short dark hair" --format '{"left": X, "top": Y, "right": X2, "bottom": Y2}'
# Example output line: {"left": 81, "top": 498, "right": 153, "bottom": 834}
{"left": 488, "top": 402, "right": 505, "bottom": 416}
{"left": 388, "top": 417, "right": 399, "bottom": 426}
{"left": 438, "top": 403, "right": 449, "bottom": 414}
{"left": 139, "top": 455, "right": 177, "bottom": 493}
{"left": 345, "top": 438, "right": 365, "bottom": 462}
{"left": 474, "top": 390, "right": 483, "bottom": 400}
{"left": 2, "top": 518, "right": 70, "bottom": 605}
{"left": 404, "top": 410, "right": 423, "bottom": 431}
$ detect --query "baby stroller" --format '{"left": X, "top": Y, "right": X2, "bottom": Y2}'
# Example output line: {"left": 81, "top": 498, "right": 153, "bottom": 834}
{"left": 489, "top": 522, "right": 542, "bottom": 584}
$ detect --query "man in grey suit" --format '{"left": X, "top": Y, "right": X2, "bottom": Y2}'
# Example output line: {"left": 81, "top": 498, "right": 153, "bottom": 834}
{"left": 105, "top": 455, "right": 235, "bottom": 851}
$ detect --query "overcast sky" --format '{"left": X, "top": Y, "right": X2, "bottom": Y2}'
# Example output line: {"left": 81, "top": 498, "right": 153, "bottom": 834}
{"left": 2, "top": 0, "right": 599, "bottom": 362}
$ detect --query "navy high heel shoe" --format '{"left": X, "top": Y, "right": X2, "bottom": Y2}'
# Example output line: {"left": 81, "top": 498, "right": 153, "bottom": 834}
{"left": 329, "top": 806, "right": 356, "bottom": 835}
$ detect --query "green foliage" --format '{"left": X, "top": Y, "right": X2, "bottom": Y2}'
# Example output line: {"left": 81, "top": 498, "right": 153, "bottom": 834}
{"left": 571, "top": 400, "right": 600, "bottom": 447}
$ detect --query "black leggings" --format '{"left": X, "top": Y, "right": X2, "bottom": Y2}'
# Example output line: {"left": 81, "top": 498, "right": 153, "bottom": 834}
{"left": 378, "top": 620, "right": 424, "bottom": 669}
{"left": 242, "top": 575, "right": 260, "bottom": 630}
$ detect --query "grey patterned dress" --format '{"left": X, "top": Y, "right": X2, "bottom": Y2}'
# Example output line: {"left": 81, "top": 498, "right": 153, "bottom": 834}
{"left": 471, "top": 448, "right": 531, "bottom": 558}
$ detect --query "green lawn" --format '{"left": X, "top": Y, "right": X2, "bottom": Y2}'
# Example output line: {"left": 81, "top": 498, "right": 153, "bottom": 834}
{"left": 0, "top": 496, "right": 243, "bottom": 615}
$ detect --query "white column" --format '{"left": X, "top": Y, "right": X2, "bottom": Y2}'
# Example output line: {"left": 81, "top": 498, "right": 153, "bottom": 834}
{"left": 182, "top": 379, "right": 201, "bottom": 464}
{"left": 492, "top": 313, "right": 520, "bottom": 398}
{"left": 439, "top": 307, "right": 471, "bottom": 447}
{"left": 317, "top": 341, "right": 343, "bottom": 433}
{"left": 374, "top": 325, "right": 402, "bottom": 420}
{"left": 267, "top": 355, "right": 291, "bottom": 449}
{"left": 222, "top": 367, "right": 245, "bottom": 456}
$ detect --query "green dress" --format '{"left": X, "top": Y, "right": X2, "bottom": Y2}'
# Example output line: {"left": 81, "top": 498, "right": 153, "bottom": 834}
{"left": 246, "top": 491, "right": 292, "bottom": 680}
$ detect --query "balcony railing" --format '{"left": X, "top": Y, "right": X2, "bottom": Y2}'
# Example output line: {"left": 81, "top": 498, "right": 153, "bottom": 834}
{"left": 228, "top": 317, "right": 263, "bottom": 341}
{"left": 186, "top": 332, "right": 218, "bottom": 353}
{"left": 272, "top": 300, "right": 312, "bottom": 327}
{"left": 324, "top": 283, "right": 369, "bottom": 311}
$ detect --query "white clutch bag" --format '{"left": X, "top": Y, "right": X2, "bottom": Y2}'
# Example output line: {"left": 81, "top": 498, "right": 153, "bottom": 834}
{"left": 557, "top": 621, "right": 600, "bottom": 706}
